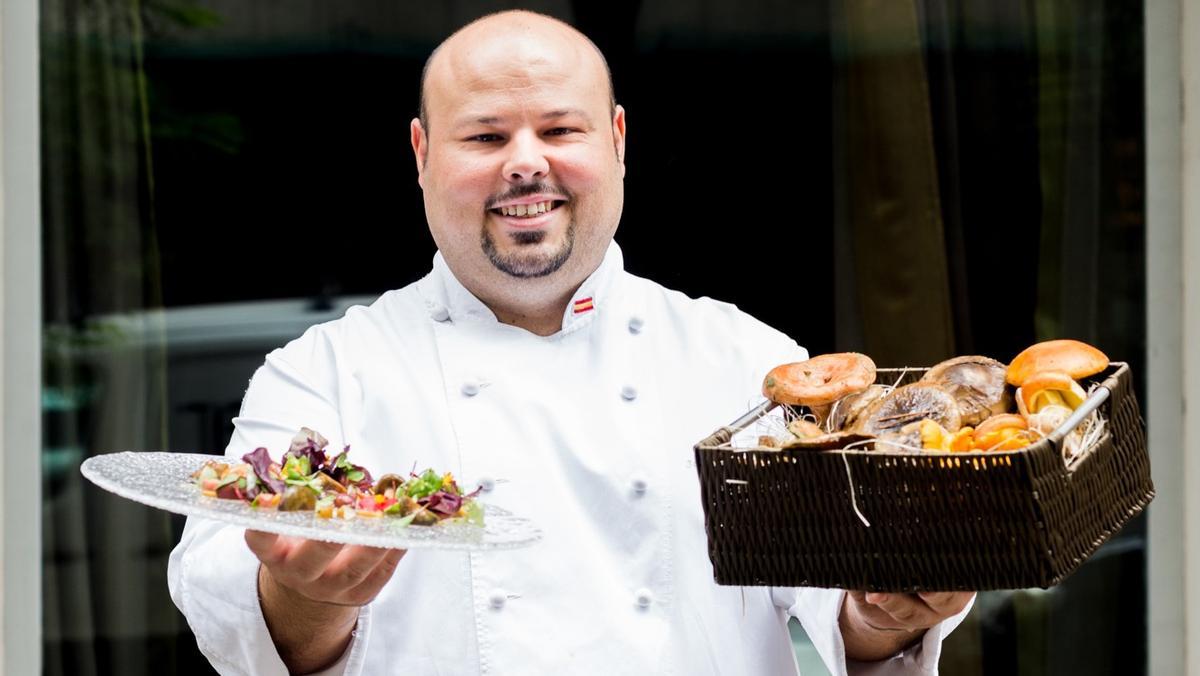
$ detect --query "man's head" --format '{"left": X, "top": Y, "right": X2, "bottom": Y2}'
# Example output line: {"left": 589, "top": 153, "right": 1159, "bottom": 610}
{"left": 417, "top": 23, "right": 616, "bottom": 137}
{"left": 410, "top": 11, "right": 626, "bottom": 305}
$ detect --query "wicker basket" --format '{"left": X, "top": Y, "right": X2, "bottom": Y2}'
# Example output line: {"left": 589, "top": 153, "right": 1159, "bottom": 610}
{"left": 692, "top": 362, "right": 1152, "bottom": 592}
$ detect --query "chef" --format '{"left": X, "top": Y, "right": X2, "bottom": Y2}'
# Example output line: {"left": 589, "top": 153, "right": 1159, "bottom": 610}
{"left": 168, "top": 10, "right": 973, "bottom": 675}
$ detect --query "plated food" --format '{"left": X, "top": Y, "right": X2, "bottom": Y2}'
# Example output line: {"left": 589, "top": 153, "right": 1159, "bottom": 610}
{"left": 78, "top": 446, "right": 540, "bottom": 552}
{"left": 191, "top": 428, "right": 483, "bottom": 526}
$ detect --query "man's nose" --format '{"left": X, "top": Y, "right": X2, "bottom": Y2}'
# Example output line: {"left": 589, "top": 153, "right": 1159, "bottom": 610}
{"left": 501, "top": 130, "right": 550, "bottom": 182}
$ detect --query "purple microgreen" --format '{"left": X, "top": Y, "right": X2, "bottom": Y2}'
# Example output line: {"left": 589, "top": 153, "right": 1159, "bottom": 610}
{"left": 242, "top": 447, "right": 286, "bottom": 495}
{"left": 421, "top": 490, "right": 463, "bottom": 517}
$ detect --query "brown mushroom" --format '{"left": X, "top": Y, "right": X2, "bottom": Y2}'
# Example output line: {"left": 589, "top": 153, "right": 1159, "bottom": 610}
{"left": 762, "top": 353, "right": 876, "bottom": 407}
{"left": 1006, "top": 339, "right": 1109, "bottom": 386}
{"left": 853, "top": 382, "right": 962, "bottom": 437}
{"left": 825, "top": 384, "right": 890, "bottom": 431}
{"left": 921, "top": 355, "right": 1012, "bottom": 427}
{"left": 314, "top": 471, "right": 347, "bottom": 494}
{"left": 373, "top": 473, "right": 406, "bottom": 496}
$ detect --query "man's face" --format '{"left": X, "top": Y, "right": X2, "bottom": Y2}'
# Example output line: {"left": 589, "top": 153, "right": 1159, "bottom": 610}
{"left": 412, "top": 31, "right": 626, "bottom": 294}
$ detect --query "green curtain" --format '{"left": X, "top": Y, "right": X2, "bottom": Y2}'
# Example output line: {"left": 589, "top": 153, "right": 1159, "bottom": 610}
{"left": 836, "top": 0, "right": 957, "bottom": 367}
{"left": 41, "top": 1, "right": 176, "bottom": 674}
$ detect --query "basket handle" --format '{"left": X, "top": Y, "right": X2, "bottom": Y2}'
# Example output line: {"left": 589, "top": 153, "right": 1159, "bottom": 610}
{"left": 724, "top": 399, "right": 778, "bottom": 434}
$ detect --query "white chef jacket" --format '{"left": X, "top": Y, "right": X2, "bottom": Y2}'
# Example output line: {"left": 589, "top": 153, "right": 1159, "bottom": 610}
{"left": 168, "top": 241, "right": 970, "bottom": 676}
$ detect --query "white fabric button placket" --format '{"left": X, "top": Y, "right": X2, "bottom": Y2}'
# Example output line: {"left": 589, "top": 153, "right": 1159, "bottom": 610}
{"left": 622, "top": 315, "right": 643, "bottom": 403}
{"left": 427, "top": 308, "right": 496, "bottom": 667}
{"left": 626, "top": 315, "right": 647, "bottom": 498}
{"left": 626, "top": 312, "right": 659, "bottom": 619}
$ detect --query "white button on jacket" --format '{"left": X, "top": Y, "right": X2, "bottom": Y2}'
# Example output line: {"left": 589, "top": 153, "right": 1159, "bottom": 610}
{"left": 630, "top": 474, "right": 649, "bottom": 496}
{"left": 168, "top": 243, "right": 970, "bottom": 676}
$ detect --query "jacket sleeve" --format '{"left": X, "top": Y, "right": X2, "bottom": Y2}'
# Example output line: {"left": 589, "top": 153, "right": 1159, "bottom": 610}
{"left": 167, "top": 328, "right": 374, "bottom": 675}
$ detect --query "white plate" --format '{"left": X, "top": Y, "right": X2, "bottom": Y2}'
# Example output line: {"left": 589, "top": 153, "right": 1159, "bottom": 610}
{"left": 81, "top": 452, "right": 542, "bottom": 550}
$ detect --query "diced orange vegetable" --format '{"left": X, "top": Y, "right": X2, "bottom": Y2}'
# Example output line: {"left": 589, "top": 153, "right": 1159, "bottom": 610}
{"left": 949, "top": 427, "right": 975, "bottom": 452}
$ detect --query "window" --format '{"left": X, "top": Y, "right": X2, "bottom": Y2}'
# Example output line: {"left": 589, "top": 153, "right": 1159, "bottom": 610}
{"left": 39, "top": 2, "right": 1146, "bottom": 673}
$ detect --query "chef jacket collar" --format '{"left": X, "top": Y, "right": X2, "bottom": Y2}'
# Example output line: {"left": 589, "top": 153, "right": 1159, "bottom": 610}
{"left": 420, "top": 241, "right": 625, "bottom": 335}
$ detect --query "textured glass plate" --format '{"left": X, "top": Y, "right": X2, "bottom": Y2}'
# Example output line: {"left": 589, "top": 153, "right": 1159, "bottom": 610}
{"left": 81, "top": 452, "right": 542, "bottom": 550}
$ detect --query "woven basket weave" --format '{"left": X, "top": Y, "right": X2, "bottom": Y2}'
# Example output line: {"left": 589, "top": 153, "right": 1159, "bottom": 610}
{"left": 692, "top": 363, "right": 1152, "bottom": 592}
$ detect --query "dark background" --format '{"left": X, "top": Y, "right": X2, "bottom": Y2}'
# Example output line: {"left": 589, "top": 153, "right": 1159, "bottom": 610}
{"left": 40, "top": 1, "right": 1147, "bottom": 674}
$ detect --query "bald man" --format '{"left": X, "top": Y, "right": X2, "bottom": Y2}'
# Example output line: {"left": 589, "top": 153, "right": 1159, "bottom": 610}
{"left": 169, "top": 11, "right": 972, "bottom": 675}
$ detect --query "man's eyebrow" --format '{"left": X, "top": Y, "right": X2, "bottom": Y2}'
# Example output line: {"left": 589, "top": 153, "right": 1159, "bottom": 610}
{"left": 542, "top": 109, "right": 591, "bottom": 121}
{"left": 453, "top": 110, "right": 593, "bottom": 130}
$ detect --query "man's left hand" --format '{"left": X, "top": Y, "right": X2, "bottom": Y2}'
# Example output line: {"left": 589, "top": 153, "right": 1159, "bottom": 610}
{"left": 840, "top": 591, "right": 974, "bottom": 662}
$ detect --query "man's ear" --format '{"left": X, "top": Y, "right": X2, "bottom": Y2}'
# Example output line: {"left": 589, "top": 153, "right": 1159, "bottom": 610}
{"left": 612, "top": 105, "right": 627, "bottom": 178}
{"left": 410, "top": 118, "right": 428, "bottom": 187}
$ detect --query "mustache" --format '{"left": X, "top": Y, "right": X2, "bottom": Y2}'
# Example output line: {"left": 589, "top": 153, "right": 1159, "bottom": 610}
{"left": 485, "top": 182, "right": 571, "bottom": 210}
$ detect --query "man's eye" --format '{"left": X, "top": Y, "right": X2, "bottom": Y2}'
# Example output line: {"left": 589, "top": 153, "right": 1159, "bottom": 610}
{"left": 545, "top": 128, "right": 577, "bottom": 136}
{"left": 468, "top": 134, "right": 503, "bottom": 143}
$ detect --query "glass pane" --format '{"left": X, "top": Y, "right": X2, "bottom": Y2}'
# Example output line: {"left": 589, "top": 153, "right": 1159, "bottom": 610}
{"left": 40, "top": 1, "right": 1145, "bottom": 674}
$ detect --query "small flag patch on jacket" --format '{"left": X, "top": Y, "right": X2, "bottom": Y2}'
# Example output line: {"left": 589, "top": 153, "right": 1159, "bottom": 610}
{"left": 573, "top": 297, "right": 595, "bottom": 314}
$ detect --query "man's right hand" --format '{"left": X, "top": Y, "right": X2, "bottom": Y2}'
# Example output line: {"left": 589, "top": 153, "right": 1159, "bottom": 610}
{"left": 245, "top": 530, "right": 406, "bottom": 674}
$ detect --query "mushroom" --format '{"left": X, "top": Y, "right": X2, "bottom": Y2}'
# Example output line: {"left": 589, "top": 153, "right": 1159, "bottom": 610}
{"left": 853, "top": 382, "right": 963, "bottom": 437}
{"left": 314, "top": 471, "right": 347, "bottom": 494}
{"left": 825, "top": 384, "right": 889, "bottom": 432}
{"left": 279, "top": 485, "right": 318, "bottom": 511}
{"left": 1015, "top": 372, "right": 1087, "bottom": 416}
{"left": 921, "top": 355, "right": 1012, "bottom": 427}
{"left": 787, "top": 419, "right": 824, "bottom": 439}
{"left": 763, "top": 353, "right": 877, "bottom": 408}
{"left": 373, "top": 473, "right": 406, "bottom": 496}
{"left": 1006, "top": 339, "right": 1109, "bottom": 386}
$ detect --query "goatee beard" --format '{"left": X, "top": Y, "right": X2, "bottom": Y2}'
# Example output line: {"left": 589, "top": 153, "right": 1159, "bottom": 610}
{"left": 482, "top": 221, "right": 575, "bottom": 278}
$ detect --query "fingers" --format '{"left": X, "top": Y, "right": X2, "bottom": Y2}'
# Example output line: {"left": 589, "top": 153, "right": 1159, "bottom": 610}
{"left": 867, "top": 593, "right": 927, "bottom": 630}
{"left": 342, "top": 549, "right": 407, "bottom": 606}
{"left": 851, "top": 591, "right": 973, "bottom": 634}
{"left": 853, "top": 592, "right": 941, "bottom": 631}
{"left": 918, "top": 591, "right": 974, "bottom": 616}
{"left": 318, "top": 546, "right": 393, "bottom": 589}
{"left": 245, "top": 530, "right": 348, "bottom": 586}
{"left": 244, "top": 529, "right": 407, "bottom": 606}
{"left": 282, "top": 539, "right": 347, "bottom": 583}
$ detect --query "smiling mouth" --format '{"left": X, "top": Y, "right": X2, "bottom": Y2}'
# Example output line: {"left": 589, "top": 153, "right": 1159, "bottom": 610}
{"left": 488, "top": 200, "right": 567, "bottom": 218}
